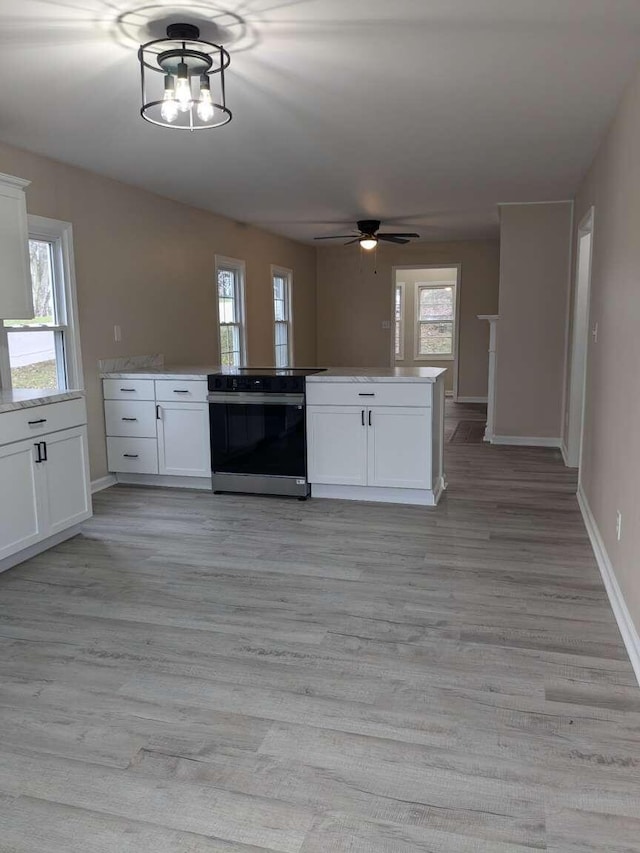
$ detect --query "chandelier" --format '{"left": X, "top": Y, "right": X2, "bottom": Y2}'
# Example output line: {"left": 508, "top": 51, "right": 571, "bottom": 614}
{"left": 138, "top": 23, "right": 232, "bottom": 131}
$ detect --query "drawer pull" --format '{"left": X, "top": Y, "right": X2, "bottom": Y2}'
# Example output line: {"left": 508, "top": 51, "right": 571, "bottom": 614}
{"left": 173, "top": 389, "right": 190, "bottom": 394}
{"left": 121, "top": 417, "right": 138, "bottom": 421}
{"left": 28, "top": 418, "right": 47, "bottom": 425}
{"left": 120, "top": 388, "right": 136, "bottom": 392}
{"left": 123, "top": 453, "right": 139, "bottom": 458}
{"left": 358, "top": 393, "right": 375, "bottom": 397}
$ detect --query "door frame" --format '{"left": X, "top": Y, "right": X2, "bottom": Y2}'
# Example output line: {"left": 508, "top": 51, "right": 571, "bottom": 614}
{"left": 564, "top": 207, "right": 595, "bottom": 472}
{"left": 390, "top": 263, "right": 462, "bottom": 397}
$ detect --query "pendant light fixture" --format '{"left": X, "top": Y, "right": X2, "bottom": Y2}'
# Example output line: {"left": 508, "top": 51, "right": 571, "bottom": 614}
{"left": 138, "top": 23, "right": 232, "bottom": 131}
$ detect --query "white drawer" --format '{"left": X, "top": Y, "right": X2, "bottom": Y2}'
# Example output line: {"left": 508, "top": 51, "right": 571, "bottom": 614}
{"left": 0, "top": 397, "right": 87, "bottom": 447}
{"left": 102, "top": 378, "right": 155, "bottom": 401}
{"left": 155, "top": 379, "right": 208, "bottom": 402}
{"left": 104, "top": 400, "right": 157, "bottom": 438}
{"left": 306, "top": 382, "right": 432, "bottom": 408}
{"left": 106, "top": 437, "right": 158, "bottom": 474}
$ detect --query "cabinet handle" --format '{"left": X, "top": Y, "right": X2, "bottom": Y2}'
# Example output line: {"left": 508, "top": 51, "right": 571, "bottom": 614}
{"left": 156, "top": 404, "right": 161, "bottom": 420}
{"left": 123, "top": 453, "right": 139, "bottom": 458}
{"left": 40, "top": 441, "right": 47, "bottom": 462}
{"left": 361, "top": 409, "right": 365, "bottom": 427}
{"left": 368, "top": 410, "right": 372, "bottom": 427}
{"left": 120, "top": 388, "right": 136, "bottom": 392}
{"left": 28, "top": 418, "right": 47, "bottom": 425}
{"left": 358, "top": 393, "right": 375, "bottom": 397}
{"left": 173, "top": 389, "right": 190, "bottom": 394}
{"left": 121, "top": 417, "right": 138, "bottom": 422}
{"left": 34, "top": 442, "right": 43, "bottom": 463}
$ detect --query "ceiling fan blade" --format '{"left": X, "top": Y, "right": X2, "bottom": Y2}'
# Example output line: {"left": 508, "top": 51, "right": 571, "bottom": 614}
{"left": 378, "top": 233, "right": 420, "bottom": 239}
{"left": 344, "top": 238, "right": 361, "bottom": 245}
{"left": 314, "top": 235, "right": 356, "bottom": 240}
{"left": 378, "top": 235, "right": 411, "bottom": 245}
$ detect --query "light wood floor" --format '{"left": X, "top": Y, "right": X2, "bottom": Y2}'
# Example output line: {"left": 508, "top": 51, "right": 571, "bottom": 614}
{"left": 1, "top": 402, "right": 640, "bottom": 852}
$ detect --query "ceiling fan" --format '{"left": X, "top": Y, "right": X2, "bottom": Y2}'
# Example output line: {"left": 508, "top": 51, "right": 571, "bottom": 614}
{"left": 314, "top": 219, "right": 420, "bottom": 250}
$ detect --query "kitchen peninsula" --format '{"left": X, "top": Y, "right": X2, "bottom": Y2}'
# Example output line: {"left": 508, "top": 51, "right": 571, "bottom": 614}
{"left": 306, "top": 367, "right": 447, "bottom": 506}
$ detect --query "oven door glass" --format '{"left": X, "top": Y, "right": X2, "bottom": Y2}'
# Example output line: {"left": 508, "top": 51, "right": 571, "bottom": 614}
{"left": 210, "top": 401, "right": 306, "bottom": 478}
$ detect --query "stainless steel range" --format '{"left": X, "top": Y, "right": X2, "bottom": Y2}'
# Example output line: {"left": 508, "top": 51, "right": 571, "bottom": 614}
{"left": 207, "top": 368, "right": 325, "bottom": 498}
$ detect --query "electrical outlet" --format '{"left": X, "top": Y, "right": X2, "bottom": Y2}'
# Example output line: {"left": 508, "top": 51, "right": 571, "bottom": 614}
{"left": 616, "top": 510, "right": 622, "bottom": 542}
{"left": 381, "top": 320, "right": 391, "bottom": 330}
{"left": 114, "top": 324, "right": 122, "bottom": 343}
{"left": 592, "top": 321, "right": 598, "bottom": 344}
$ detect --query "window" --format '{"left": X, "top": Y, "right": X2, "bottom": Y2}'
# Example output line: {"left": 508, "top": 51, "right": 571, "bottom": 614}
{"left": 416, "top": 282, "right": 456, "bottom": 358}
{"left": 272, "top": 266, "right": 293, "bottom": 368}
{"left": 395, "top": 283, "right": 405, "bottom": 360}
{"left": 0, "top": 216, "right": 82, "bottom": 392}
{"left": 216, "top": 257, "right": 246, "bottom": 367}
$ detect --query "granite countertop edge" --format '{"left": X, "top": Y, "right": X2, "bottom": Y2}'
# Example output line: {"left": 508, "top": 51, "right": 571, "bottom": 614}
{"left": 0, "top": 389, "right": 85, "bottom": 414}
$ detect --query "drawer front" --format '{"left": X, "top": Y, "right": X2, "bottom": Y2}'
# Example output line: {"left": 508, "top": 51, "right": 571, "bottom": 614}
{"left": 155, "top": 379, "right": 208, "bottom": 402}
{"left": 0, "top": 397, "right": 87, "bottom": 447}
{"left": 104, "top": 400, "right": 157, "bottom": 438}
{"left": 106, "top": 437, "right": 158, "bottom": 474}
{"left": 306, "top": 382, "right": 432, "bottom": 408}
{"left": 102, "top": 378, "right": 155, "bottom": 401}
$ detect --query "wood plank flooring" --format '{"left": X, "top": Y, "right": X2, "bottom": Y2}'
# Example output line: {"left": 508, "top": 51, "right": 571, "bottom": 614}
{"left": 1, "top": 402, "right": 639, "bottom": 851}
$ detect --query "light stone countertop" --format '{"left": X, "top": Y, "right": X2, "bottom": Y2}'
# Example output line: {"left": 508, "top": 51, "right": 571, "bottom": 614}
{"left": 100, "top": 365, "right": 222, "bottom": 380}
{"left": 306, "top": 367, "right": 447, "bottom": 383}
{"left": 0, "top": 388, "right": 85, "bottom": 414}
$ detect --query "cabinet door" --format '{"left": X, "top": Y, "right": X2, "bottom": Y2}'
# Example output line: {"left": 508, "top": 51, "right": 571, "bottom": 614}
{"left": 42, "top": 426, "right": 92, "bottom": 536}
{"left": 0, "top": 439, "right": 44, "bottom": 559}
{"left": 157, "top": 403, "right": 211, "bottom": 477}
{"left": 367, "top": 407, "right": 432, "bottom": 489}
{"left": 0, "top": 177, "right": 33, "bottom": 319}
{"left": 307, "top": 406, "right": 367, "bottom": 486}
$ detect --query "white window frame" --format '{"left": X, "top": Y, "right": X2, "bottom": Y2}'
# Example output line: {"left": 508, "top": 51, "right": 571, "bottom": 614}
{"left": 394, "top": 282, "right": 405, "bottom": 361}
{"left": 414, "top": 280, "right": 458, "bottom": 361}
{"left": 215, "top": 255, "right": 247, "bottom": 367}
{"left": 271, "top": 265, "right": 293, "bottom": 368}
{"left": 0, "top": 215, "right": 83, "bottom": 392}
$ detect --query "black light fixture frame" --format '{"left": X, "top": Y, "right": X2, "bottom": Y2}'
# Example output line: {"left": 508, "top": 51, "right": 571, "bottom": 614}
{"left": 138, "top": 23, "right": 232, "bottom": 131}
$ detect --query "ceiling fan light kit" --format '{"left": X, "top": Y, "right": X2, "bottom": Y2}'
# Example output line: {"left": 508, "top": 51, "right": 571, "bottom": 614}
{"left": 314, "top": 219, "right": 420, "bottom": 249}
{"left": 138, "top": 23, "right": 232, "bottom": 131}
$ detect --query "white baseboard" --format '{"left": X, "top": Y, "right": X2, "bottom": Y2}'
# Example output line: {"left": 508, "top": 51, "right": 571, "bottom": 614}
{"left": 578, "top": 484, "right": 640, "bottom": 687}
{"left": 91, "top": 474, "right": 117, "bottom": 494}
{"left": 561, "top": 442, "right": 570, "bottom": 467}
{"left": 455, "top": 396, "right": 488, "bottom": 404}
{"left": 0, "top": 523, "right": 86, "bottom": 574}
{"left": 116, "top": 473, "right": 213, "bottom": 491}
{"left": 491, "top": 435, "right": 562, "bottom": 448}
{"left": 311, "top": 482, "right": 443, "bottom": 507}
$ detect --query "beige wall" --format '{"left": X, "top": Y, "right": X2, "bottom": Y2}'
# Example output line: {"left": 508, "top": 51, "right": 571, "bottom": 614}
{"left": 494, "top": 202, "right": 572, "bottom": 438}
{"left": 394, "top": 267, "right": 457, "bottom": 393}
{"left": 316, "top": 240, "right": 499, "bottom": 399}
{"left": 0, "top": 141, "right": 317, "bottom": 482}
{"left": 570, "top": 61, "right": 640, "bottom": 636}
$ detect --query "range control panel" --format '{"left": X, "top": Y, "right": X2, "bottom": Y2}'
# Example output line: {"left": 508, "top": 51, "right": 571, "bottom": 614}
{"left": 208, "top": 374, "right": 308, "bottom": 394}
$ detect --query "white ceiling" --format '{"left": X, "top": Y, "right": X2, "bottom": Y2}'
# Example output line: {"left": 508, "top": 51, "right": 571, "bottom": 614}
{"left": 1, "top": 0, "right": 640, "bottom": 244}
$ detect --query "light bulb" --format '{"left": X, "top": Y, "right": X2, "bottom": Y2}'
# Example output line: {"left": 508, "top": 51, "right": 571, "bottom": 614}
{"left": 197, "top": 75, "right": 214, "bottom": 122}
{"left": 359, "top": 237, "right": 378, "bottom": 251}
{"left": 175, "top": 62, "right": 192, "bottom": 112}
{"left": 160, "top": 75, "right": 179, "bottom": 123}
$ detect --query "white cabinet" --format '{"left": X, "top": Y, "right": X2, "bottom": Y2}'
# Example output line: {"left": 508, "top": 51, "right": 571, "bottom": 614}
{"left": 367, "top": 407, "right": 431, "bottom": 489}
{"left": 157, "top": 402, "right": 211, "bottom": 477}
{"left": 103, "top": 378, "right": 211, "bottom": 482}
{"left": 0, "top": 439, "right": 43, "bottom": 560}
{"left": 0, "top": 399, "right": 92, "bottom": 569}
{"left": 306, "top": 377, "right": 445, "bottom": 506}
{"left": 0, "top": 172, "right": 34, "bottom": 319}
{"left": 41, "top": 426, "right": 92, "bottom": 536}
{"left": 307, "top": 406, "right": 368, "bottom": 486}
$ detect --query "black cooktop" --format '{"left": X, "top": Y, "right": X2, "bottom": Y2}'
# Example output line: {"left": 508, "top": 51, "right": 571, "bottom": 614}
{"left": 212, "top": 368, "right": 325, "bottom": 377}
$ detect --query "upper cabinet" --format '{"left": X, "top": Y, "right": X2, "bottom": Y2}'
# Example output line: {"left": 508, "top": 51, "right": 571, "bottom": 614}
{"left": 0, "top": 172, "right": 34, "bottom": 319}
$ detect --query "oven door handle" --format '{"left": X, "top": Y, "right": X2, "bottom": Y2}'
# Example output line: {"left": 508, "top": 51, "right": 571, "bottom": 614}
{"left": 207, "top": 393, "right": 305, "bottom": 406}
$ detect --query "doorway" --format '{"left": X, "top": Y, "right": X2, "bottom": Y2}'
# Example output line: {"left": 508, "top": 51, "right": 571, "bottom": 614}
{"left": 565, "top": 209, "right": 594, "bottom": 469}
{"left": 391, "top": 265, "right": 461, "bottom": 397}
